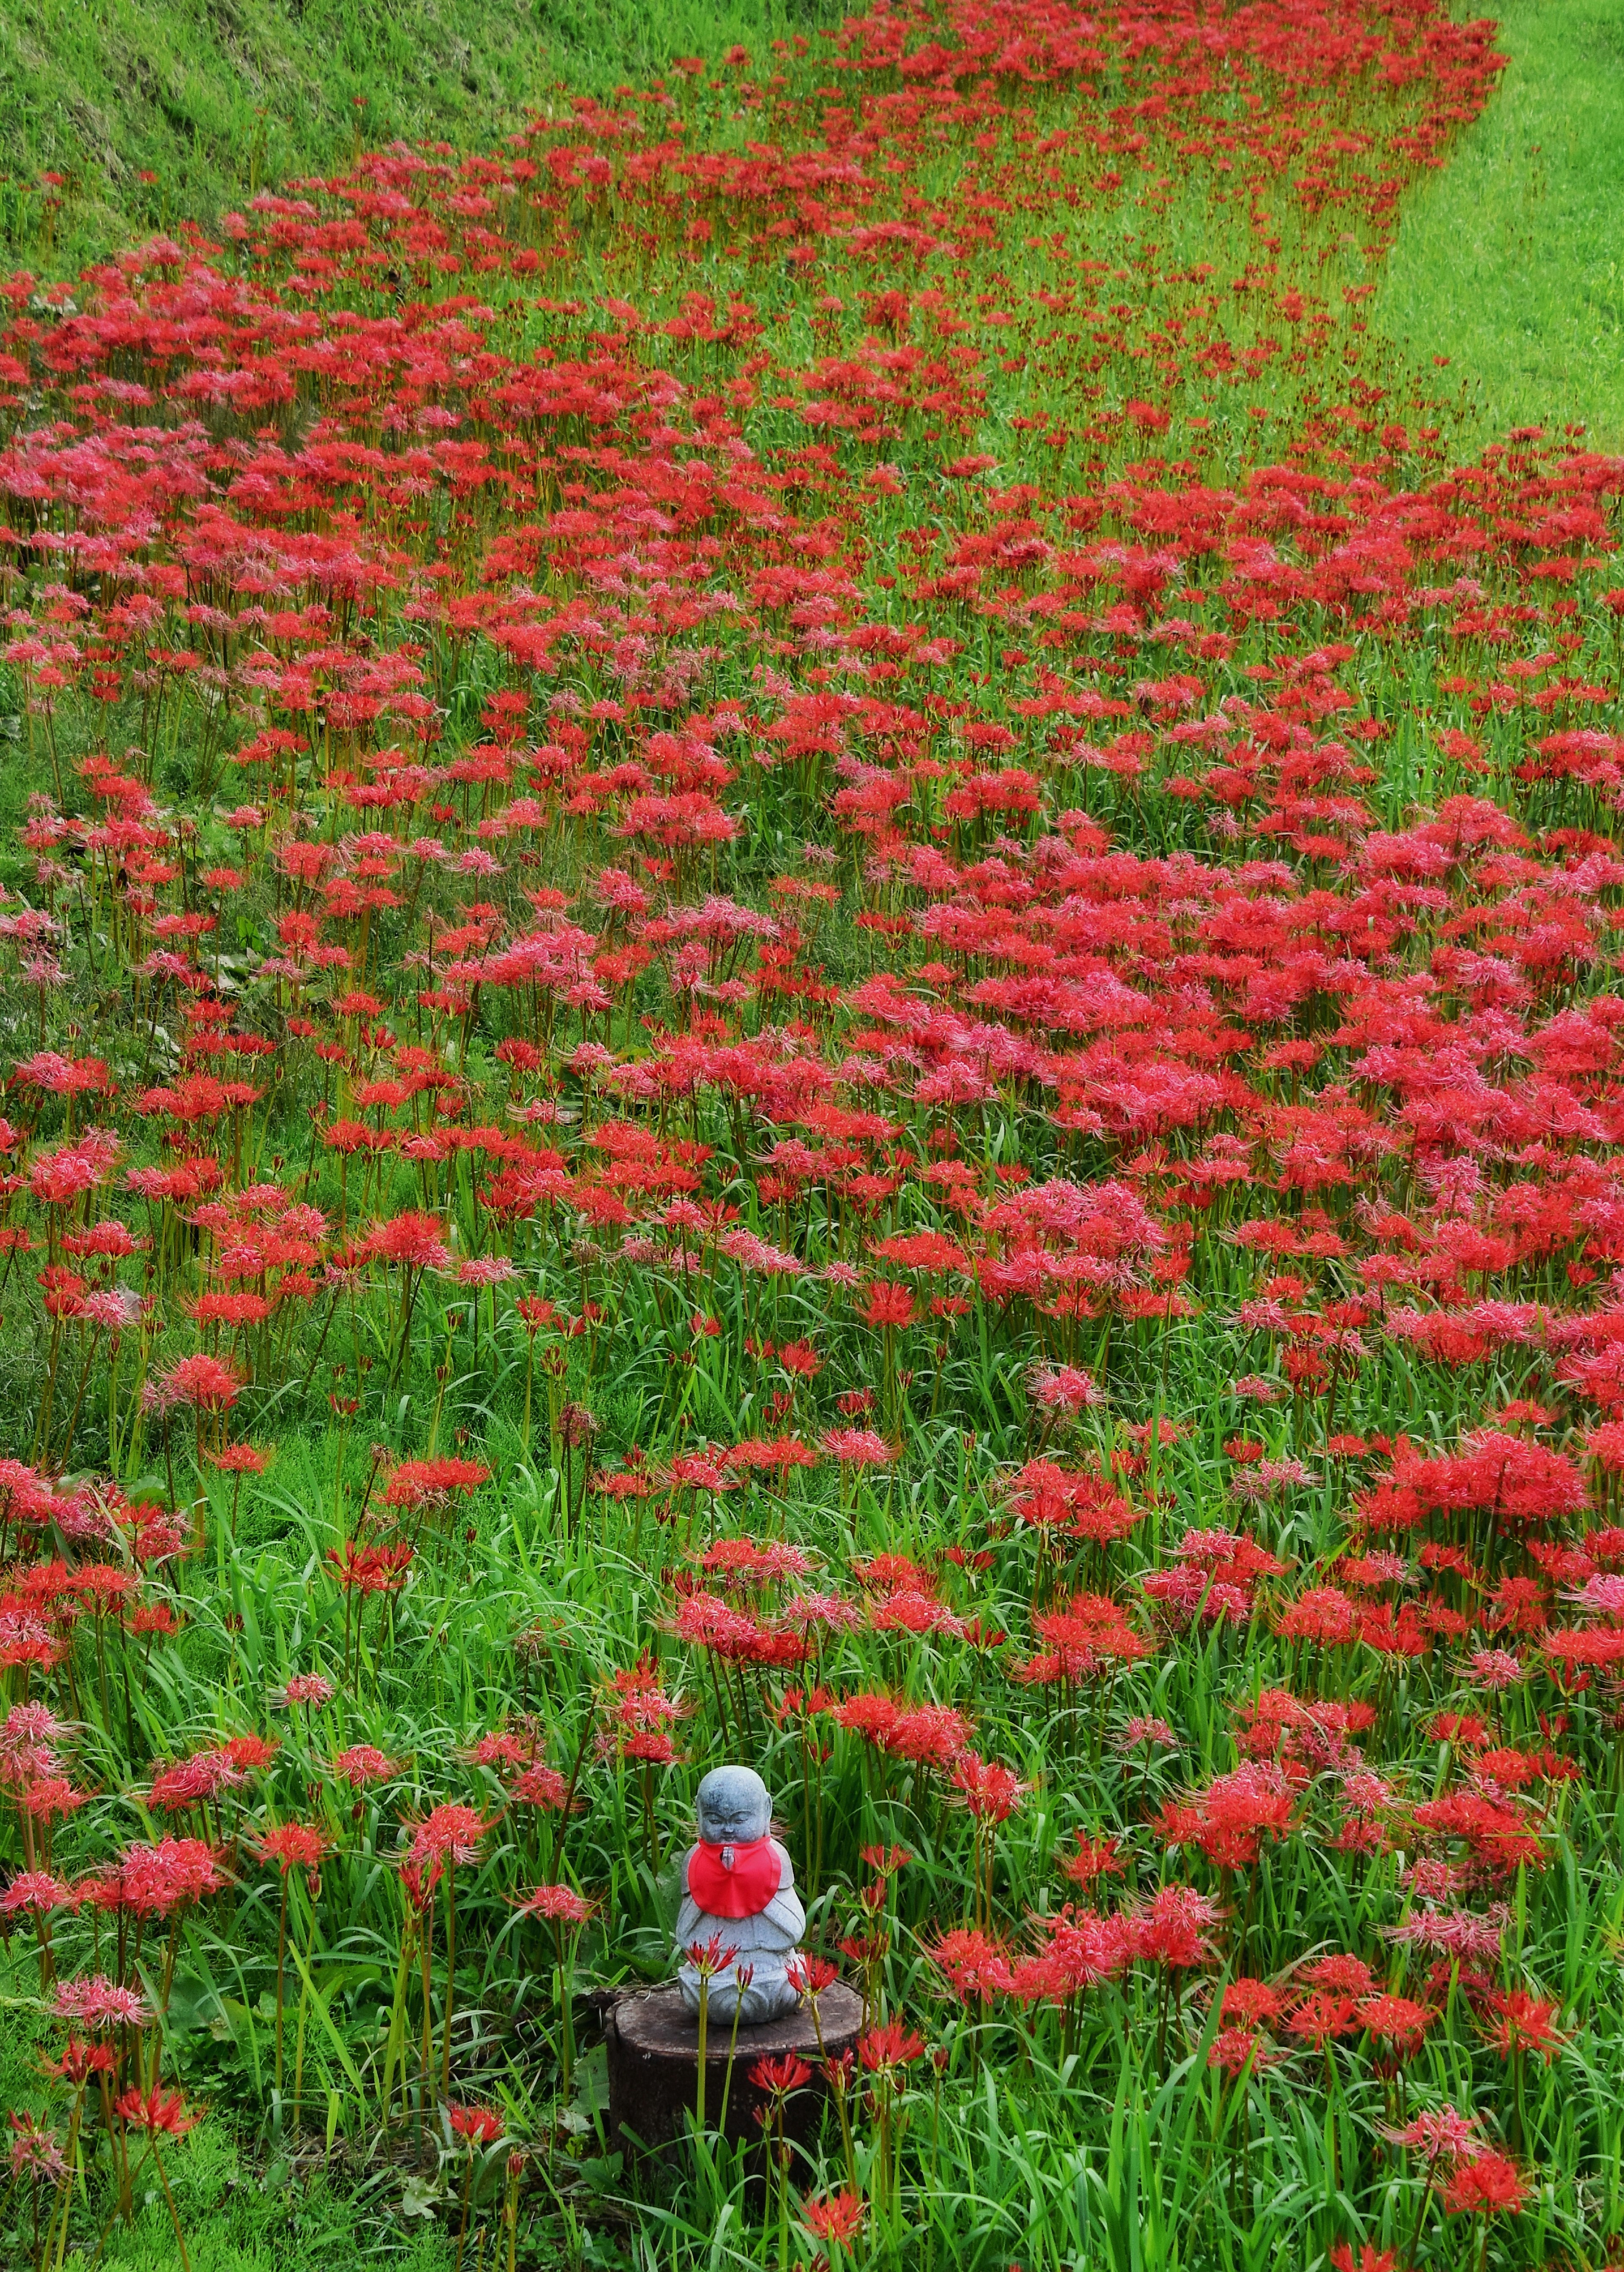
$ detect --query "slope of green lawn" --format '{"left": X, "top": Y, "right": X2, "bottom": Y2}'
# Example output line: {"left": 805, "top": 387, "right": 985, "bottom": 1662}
{"left": 0, "top": 0, "right": 826, "bottom": 268}
{"left": 1377, "top": 0, "right": 1624, "bottom": 445}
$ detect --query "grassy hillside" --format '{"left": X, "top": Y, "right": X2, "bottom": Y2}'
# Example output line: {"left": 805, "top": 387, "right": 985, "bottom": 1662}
{"left": 0, "top": 0, "right": 825, "bottom": 266}
{"left": 1376, "top": 0, "right": 1624, "bottom": 444}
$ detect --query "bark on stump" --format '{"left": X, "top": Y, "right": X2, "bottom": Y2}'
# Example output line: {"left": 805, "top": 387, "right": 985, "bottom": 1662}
{"left": 606, "top": 1980, "right": 861, "bottom": 2158}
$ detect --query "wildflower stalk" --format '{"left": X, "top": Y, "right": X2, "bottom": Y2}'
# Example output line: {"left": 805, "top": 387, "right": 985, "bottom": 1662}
{"left": 151, "top": 2137, "right": 191, "bottom": 2272}
{"left": 694, "top": 1971, "right": 710, "bottom": 2137}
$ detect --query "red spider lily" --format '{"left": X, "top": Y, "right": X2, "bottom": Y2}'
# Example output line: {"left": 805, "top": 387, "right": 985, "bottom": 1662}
{"left": 382, "top": 1457, "right": 491, "bottom": 1513}
{"left": 1207, "top": 2026, "right": 1274, "bottom": 2078}
{"left": 1156, "top": 1761, "right": 1295, "bottom": 1871}
{"left": 326, "top": 1541, "right": 414, "bottom": 1594}
{"left": 516, "top": 1882, "right": 595, "bottom": 1924}
{"left": 447, "top": 2102, "right": 505, "bottom": 2143}
{"left": 49, "top": 2036, "right": 117, "bottom": 2083}
{"left": 787, "top": 1953, "right": 840, "bottom": 2000}
{"left": 751, "top": 2053, "right": 813, "bottom": 2096}
{"left": 1061, "top": 1834, "right": 1126, "bottom": 1889}
{"left": 274, "top": 1671, "right": 334, "bottom": 1709}
{"left": 1443, "top": 2151, "right": 1525, "bottom": 2216}
{"left": 1356, "top": 1992, "right": 1435, "bottom": 2062}
{"left": 149, "top": 1353, "right": 241, "bottom": 1414}
{"left": 113, "top": 2084, "right": 202, "bottom": 2132}
{"left": 949, "top": 1753, "right": 1027, "bottom": 1824}
{"left": 255, "top": 1820, "right": 330, "bottom": 1882}
{"left": 1481, "top": 1987, "right": 1566, "bottom": 2061}
{"left": 410, "top": 1804, "right": 492, "bottom": 1869}
{"left": 685, "top": 1932, "right": 741, "bottom": 1981}
{"left": 8, "top": 2110, "right": 65, "bottom": 2179}
{"left": 857, "top": 2020, "right": 926, "bottom": 2076}
{"left": 931, "top": 1928, "right": 1015, "bottom": 2006}
{"left": 52, "top": 1975, "right": 149, "bottom": 2031}
{"left": 329, "top": 1744, "right": 398, "bottom": 1788}
{"left": 802, "top": 2190, "right": 865, "bottom": 2245}
{"left": 1222, "top": 1979, "right": 1286, "bottom": 2030}
{"left": 89, "top": 1838, "right": 223, "bottom": 1920}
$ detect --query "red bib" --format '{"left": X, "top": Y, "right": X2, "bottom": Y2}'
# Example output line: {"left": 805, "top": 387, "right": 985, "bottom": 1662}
{"left": 686, "top": 1835, "right": 782, "bottom": 1919}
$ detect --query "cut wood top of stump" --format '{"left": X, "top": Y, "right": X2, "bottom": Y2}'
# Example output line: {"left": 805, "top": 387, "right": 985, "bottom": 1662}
{"left": 612, "top": 1978, "right": 862, "bottom": 2060}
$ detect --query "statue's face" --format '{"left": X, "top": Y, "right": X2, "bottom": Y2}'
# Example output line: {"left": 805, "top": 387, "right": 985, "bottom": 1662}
{"left": 697, "top": 1767, "right": 771, "bottom": 1845}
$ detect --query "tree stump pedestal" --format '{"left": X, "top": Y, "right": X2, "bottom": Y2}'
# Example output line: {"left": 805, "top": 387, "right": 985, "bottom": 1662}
{"left": 606, "top": 1981, "right": 862, "bottom": 2157}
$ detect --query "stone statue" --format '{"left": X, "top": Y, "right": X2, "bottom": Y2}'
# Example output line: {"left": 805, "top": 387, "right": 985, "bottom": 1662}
{"left": 675, "top": 1764, "right": 806, "bottom": 2023}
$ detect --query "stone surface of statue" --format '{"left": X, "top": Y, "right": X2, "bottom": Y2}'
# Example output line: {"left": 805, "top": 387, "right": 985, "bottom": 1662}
{"left": 674, "top": 1764, "right": 805, "bottom": 2023}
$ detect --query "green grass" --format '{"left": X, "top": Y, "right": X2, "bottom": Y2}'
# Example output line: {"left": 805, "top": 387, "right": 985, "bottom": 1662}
{"left": 1377, "top": 0, "right": 1624, "bottom": 444}
{"left": 0, "top": 0, "right": 830, "bottom": 269}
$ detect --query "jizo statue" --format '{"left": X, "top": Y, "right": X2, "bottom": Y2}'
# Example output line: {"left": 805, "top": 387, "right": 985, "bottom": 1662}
{"left": 675, "top": 1764, "right": 806, "bottom": 2024}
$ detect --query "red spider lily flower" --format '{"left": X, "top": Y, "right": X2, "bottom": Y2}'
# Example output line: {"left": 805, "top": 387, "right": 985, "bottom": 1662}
{"left": 1207, "top": 2026, "right": 1273, "bottom": 2077}
{"left": 1288, "top": 1989, "right": 1362, "bottom": 2048}
{"left": 113, "top": 2085, "right": 203, "bottom": 2136}
{"left": 931, "top": 1928, "right": 1015, "bottom": 2004}
{"left": 1443, "top": 2151, "right": 1525, "bottom": 2216}
{"left": 326, "top": 1541, "right": 414, "bottom": 1595}
{"left": 330, "top": 1744, "right": 399, "bottom": 1788}
{"left": 820, "top": 1427, "right": 894, "bottom": 1468}
{"left": 750, "top": 2053, "right": 812, "bottom": 2096}
{"left": 685, "top": 1933, "right": 741, "bottom": 1980}
{"left": 275, "top": 1672, "right": 335, "bottom": 1708}
{"left": 409, "top": 1803, "right": 492, "bottom": 1868}
{"left": 149, "top": 1352, "right": 242, "bottom": 1413}
{"left": 87, "top": 1838, "right": 224, "bottom": 1919}
{"left": 447, "top": 2103, "right": 505, "bottom": 2143}
{"left": 382, "top": 1455, "right": 490, "bottom": 1509}
{"left": 786, "top": 1953, "right": 840, "bottom": 1999}
{"left": 1329, "top": 2247, "right": 1400, "bottom": 2272}
{"left": 1129, "top": 1885, "right": 1223, "bottom": 1973}
{"left": 8, "top": 2112, "right": 65, "bottom": 2179}
{"left": 0, "top": 1870, "right": 78, "bottom": 1917}
{"left": 255, "top": 1820, "right": 331, "bottom": 1885}
{"left": 949, "top": 1751, "right": 1028, "bottom": 1822}
{"left": 1061, "top": 1834, "right": 1126, "bottom": 1889}
{"left": 1357, "top": 1992, "right": 1435, "bottom": 2055}
{"left": 510, "top": 1762, "right": 571, "bottom": 1808}
{"left": 50, "top": 2036, "right": 117, "bottom": 2083}
{"left": 861, "top": 1280, "right": 916, "bottom": 1330}
{"left": 363, "top": 1212, "right": 452, "bottom": 1270}
{"left": 1482, "top": 1987, "right": 1567, "bottom": 2061}
{"left": 1221, "top": 1978, "right": 1286, "bottom": 2029}
{"left": 517, "top": 1883, "right": 595, "bottom": 1924}
{"left": 1028, "top": 1364, "right": 1102, "bottom": 1413}
{"left": 1384, "top": 2104, "right": 1483, "bottom": 2165}
{"left": 857, "top": 2020, "right": 926, "bottom": 2074}
{"left": 52, "top": 1974, "right": 149, "bottom": 2031}
{"left": 227, "top": 1731, "right": 280, "bottom": 1772}
{"left": 205, "top": 1443, "right": 273, "bottom": 1476}
{"left": 802, "top": 2191, "right": 865, "bottom": 2245}
{"left": 834, "top": 1694, "right": 972, "bottom": 1767}
{"left": 463, "top": 1729, "right": 532, "bottom": 1772}
{"left": 1156, "top": 1761, "right": 1294, "bottom": 1869}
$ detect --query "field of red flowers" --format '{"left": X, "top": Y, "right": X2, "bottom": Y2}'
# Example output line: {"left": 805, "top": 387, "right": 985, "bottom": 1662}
{"left": 1, "top": 0, "right": 1622, "bottom": 2265}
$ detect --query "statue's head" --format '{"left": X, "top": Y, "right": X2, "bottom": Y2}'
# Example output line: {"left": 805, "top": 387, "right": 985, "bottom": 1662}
{"left": 696, "top": 1764, "right": 772, "bottom": 1847}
